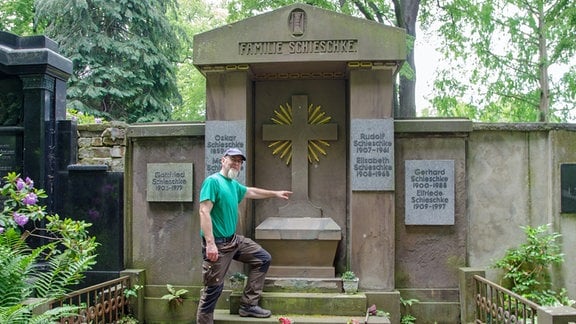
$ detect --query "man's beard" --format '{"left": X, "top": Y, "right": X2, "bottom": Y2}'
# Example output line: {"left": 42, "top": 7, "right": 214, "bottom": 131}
{"left": 226, "top": 168, "right": 239, "bottom": 179}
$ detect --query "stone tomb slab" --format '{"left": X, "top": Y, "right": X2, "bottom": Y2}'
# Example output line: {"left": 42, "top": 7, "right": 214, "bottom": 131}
{"left": 256, "top": 217, "right": 341, "bottom": 278}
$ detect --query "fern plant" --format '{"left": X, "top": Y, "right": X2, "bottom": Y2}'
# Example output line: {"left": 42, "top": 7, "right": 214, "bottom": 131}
{"left": 0, "top": 172, "right": 99, "bottom": 322}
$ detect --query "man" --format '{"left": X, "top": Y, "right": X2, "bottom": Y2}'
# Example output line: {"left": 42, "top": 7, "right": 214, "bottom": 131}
{"left": 196, "top": 147, "right": 292, "bottom": 323}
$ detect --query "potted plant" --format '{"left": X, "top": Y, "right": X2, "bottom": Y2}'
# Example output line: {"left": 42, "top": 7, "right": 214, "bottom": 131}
{"left": 229, "top": 272, "right": 247, "bottom": 292}
{"left": 341, "top": 270, "right": 359, "bottom": 294}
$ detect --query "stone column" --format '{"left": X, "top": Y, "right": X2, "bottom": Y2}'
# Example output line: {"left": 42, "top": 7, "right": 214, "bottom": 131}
{"left": 205, "top": 69, "right": 254, "bottom": 233}
{"left": 20, "top": 74, "right": 56, "bottom": 204}
{"left": 349, "top": 68, "right": 395, "bottom": 290}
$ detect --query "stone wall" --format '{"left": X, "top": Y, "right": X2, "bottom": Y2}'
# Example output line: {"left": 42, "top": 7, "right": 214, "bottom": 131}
{"left": 78, "top": 121, "right": 576, "bottom": 301}
{"left": 466, "top": 123, "right": 576, "bottom": 295}
{"left": 76, "top": 122, "right": 128, "bottom": 172}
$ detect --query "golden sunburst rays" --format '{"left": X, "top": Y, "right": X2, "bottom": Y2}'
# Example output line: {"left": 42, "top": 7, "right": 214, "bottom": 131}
{"left": 267, "top": 102, "right": 332, "bottom": 165}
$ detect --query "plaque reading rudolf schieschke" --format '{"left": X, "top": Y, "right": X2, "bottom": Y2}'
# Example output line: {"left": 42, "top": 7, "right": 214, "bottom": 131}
{"left": 350, "top": 119, "right": 394, "bottom": 191}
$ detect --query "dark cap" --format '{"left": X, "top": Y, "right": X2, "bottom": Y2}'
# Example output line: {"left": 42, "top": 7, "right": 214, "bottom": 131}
{"left": 224, "top": 148, "right": 246, "bottom": 161}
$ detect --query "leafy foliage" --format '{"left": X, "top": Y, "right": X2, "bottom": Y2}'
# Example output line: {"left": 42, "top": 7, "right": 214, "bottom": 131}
{"left": 0, "top": 172, "right": 99, "bottom": 322}
{"left": 341, "top": 270, "right": 358, "bottom": 280}
{"left": 0, "top": 0, "right": 37, "bottom": 36}
{"left": 492, "top": 224, "right": 574, "bottom": 306}
{"left": 161, "top": 284, "right": 189, "bottom": 307}
{"left": 400, "top": 297, "right": 418, "bottom": 324}
{"left": 169, "top": 0, "right": 229, "bottom": 121}
{"left": 422, "top": 0, "right": 576, "bottom": 122}
{"left": 34, "top": 0, "right": 183, "bottom": 123}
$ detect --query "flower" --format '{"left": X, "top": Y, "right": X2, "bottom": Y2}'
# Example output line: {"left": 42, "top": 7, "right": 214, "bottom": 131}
{"left": 0, "top": 227, "right": 4, "bottom": 234}
{"left": 22, "top": 192, "right": 38, "bottom": 205}
{"left": 25, "top": 177, "right": 34, "bottom": 187}
{"left": 88, "top": 209, "right": 101, "bottom": 220}
{"left": 13, "top": 212, "right": 29, "bottom": 226}
{"left": 16, "top": 178, "right": 26, "bottom": 191}
{"left": 278, "top": 316, "right": 292, "bottom": 324}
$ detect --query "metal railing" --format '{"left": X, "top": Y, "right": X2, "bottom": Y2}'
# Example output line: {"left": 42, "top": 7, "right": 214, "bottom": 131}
{"left": 51, "top": 276, "right": 131, "bottom": 324}
{"left": 473, "top": 274, "right": 539, "bottom": 323}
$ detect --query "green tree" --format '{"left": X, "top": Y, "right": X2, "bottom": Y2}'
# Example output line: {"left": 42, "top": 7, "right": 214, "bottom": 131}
{"left": 0, "top": 0, "right": 37, "bottom": 36}
{"left": 35, "top": 0, "right": 183, "bottom": 123}
{"left": 422, "top": 0, "right": 576, "bottom": 122}
{"left": 170, "top": 0, "right": 228, "bottom": 121}
{"left": 225, "top": 0, "right": 420, "bottom": 118}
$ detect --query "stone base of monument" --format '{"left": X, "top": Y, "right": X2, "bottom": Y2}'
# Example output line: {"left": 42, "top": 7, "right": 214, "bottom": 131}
{"left": 255, "top": 217, "right": 341, "bottom": 278}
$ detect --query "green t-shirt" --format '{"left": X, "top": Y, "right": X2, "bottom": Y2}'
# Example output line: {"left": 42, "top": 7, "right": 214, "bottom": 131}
{"left": 199, "top": 172, "right": 247, "bottom": 238}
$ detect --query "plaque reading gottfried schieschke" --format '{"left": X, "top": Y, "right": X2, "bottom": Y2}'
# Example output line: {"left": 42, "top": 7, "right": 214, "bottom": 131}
{"left": 147, "top": 163, "right": 193, "bottom": 202}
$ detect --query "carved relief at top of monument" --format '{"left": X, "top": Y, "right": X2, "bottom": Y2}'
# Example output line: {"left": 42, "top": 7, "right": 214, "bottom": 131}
{"left": 193, "top": 3, "right": 406, "bottom": 66}
{"left": 289, "top": 9, "right": 306, "bottom": 37}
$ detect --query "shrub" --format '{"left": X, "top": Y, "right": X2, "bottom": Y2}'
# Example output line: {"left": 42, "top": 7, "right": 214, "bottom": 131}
{"left": 0, "top": 172, "right": 99, "bottom": 322}
{"left": 493, "top": 224, "right": 574, "bottom": 306}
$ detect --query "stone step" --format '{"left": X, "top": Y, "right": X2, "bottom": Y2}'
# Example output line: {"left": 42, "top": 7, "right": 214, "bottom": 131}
{"left": 229, "top": 292, "right": 368, "bottom": 316}
{"left": 264, "top": 276, "right": 343, "bottom": 293}
{"left": 214, "top": 309, "right": 391, "bottom": 324}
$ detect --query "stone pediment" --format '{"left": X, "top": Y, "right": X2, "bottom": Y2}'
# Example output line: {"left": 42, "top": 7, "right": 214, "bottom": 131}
{"left": 193, "top": 3, "right": 406, "bottom": 70}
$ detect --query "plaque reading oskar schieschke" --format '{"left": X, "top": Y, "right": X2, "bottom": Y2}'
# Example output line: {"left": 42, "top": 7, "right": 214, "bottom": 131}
{"left": 147, "top": 163, "right": 193, "bottom": 202}
{"left": 405, "top": 160, "right": 454, "bottom": 225}
{"left": 205, "top": 120, "right": 246, "bottom": 183}
{"left": 351, "top": 119, "right": 394, "bottom": 191}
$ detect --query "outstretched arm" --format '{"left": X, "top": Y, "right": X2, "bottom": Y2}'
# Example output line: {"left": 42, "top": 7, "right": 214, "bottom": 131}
{"left": 245, "top": 187, "right": 292, "bottom": 200}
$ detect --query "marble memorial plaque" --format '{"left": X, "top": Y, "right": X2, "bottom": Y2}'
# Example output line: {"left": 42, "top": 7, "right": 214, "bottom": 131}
{"left": 351, "top": 119, "right": 394, "bottom": 191}
{"left": 405, "top": 160, "right": 454, "bottom": 225}
{"left": 147, "top": 163, "right": 193, "bottom": 202}
{"left": 205, "top": 120, "right": 246, "bottom": 183}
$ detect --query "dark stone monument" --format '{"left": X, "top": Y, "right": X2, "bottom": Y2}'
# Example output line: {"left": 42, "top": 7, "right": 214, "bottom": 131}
{"left": 1, "top": 31, "right": 125, "bottom": 287}
{"left": 0, "top": 31, "right": 72, "bottom": 210}
{"left": 561, "top": 163, "right": 576, "bottom": 213}
{"left": 57, "top": 165, "right": 124, "bottom": 286}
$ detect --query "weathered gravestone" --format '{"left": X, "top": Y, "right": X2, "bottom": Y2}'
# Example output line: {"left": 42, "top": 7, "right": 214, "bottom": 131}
{"left": 194, "top": 3, "right": 405, "bottom": 286}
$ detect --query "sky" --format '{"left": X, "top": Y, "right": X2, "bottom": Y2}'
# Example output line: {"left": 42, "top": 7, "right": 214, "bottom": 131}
{"left": 414, "top": 31, "right": 441, "bottom": 114}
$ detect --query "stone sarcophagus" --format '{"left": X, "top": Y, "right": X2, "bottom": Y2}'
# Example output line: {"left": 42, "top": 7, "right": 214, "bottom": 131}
{"left": 255, "top": 217, "right": 341, "bottom": 278}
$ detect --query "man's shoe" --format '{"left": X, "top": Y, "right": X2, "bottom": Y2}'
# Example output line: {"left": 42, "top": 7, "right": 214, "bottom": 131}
{"left": 238, "top": 304, "right": 272, "bottom": 318}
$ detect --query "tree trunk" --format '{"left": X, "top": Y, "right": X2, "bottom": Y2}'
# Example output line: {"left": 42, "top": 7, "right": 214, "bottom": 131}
{"left": 537, "top": 3, "right": 549, "bottom": 122}
{"left": 395, "top": 0, "right": 420, "bottom": 118}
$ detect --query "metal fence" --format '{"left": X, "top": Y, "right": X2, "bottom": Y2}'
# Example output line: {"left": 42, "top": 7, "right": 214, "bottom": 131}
{"left": 473, "top": 274, "right": 539, "bottom": 323}
{"left": 51, "top": 276, "right": 131, "bottom": 324}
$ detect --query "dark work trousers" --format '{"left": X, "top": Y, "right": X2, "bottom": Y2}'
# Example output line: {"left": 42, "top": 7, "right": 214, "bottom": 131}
{"left": 196, "top": 234, "right": 272, "bottom": 324}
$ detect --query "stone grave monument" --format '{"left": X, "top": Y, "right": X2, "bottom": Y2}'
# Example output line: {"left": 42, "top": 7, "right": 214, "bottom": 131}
{"left": 0, "top": 31, "right": 125, "bottom": 287}
{"left": 0, "top": 31, "right": 73, "bottom": 212}
{"left": 194, "top": 3, "right": 405, "bottom": 287}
